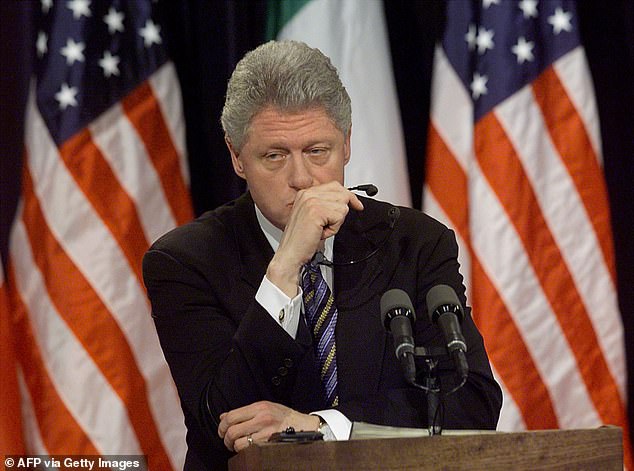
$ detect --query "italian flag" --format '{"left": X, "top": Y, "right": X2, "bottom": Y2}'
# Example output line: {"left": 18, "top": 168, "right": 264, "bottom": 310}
{"left": 266, "top": 0, "right": 411, "bottom": 206}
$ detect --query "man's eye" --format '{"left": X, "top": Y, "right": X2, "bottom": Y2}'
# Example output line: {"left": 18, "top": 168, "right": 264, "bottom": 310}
{"left": 264, "top": 153, "right": 285, "bottom": 161}
{"left": 307, "top": 148, "right": 327, "bottom": 158}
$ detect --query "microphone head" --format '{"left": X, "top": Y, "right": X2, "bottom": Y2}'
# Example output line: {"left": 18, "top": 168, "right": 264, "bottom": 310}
{"left": 380, "top": 288, "right": 416, "bottom": 330}
{"left": 364, "top": 184, "right": 378, "bottom": 197}
{"left": 426, "top": 284, "right": 465, "bottom": 324}
{"left": 347, "top": 184, "right": 378, "bottom": 196}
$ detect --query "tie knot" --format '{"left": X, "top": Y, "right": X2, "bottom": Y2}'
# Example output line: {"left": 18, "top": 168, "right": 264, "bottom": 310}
{"left": 302, "top": 261, "right": 322, "bottom": 291}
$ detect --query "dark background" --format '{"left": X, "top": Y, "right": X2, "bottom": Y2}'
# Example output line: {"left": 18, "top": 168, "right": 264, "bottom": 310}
{"left": 1, "top": 0, "right": 632, "bottom": 444}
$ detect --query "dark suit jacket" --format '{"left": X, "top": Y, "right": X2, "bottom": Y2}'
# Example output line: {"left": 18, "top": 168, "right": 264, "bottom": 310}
{"left": 143, "top": 192, "right": 502, "bottom": 470}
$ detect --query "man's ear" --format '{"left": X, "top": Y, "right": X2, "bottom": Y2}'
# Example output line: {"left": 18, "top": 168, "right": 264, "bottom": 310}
{"left": 343, "top": 128, "right": 352, "bottom": 165}
{"left": 226, "top": 137, "right": 246, "bottom": 179}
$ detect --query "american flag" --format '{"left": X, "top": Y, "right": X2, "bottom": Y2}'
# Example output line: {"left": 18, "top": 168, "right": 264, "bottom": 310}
{"left": 424, "top": 0, "right": 631, "bottom": 464}
{"left": 3, "top": 0, "right": 192, "bottom": 467}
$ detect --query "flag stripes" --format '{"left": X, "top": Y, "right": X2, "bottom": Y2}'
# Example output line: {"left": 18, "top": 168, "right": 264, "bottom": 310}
{"left": 532, "top": 67, "right": 616, "bottom": 280}
{"left": 59, "top": 129, "right": 149, "bottom": 282}
{"left": 470, "top": 257, "right": 560, "bottom": 429}
{"left": 120, "top": 78, "right": 192, "bottom": 227}
{"left": 17, "top": 167, "right": 171, "bottom": 464}
{"left": 17, "top": 93, "right": 187, "bottom": 466}
{"left": 477, "top": 108, "right": 625, "bottom": 426}
{"left": 0, "top": 261, "right": 25, "bottom": 455}
{"left": 424, "top": 1, "right": 630, "bottom": 464}
{"left": 552, "top": 49, "right": 602, "bottom": 160}
{"left": 6, "top": 3, "right": 191, "bottom": 465}
{"left": 9, "top": 265, "right": 102, "bottom": 455}
{"left": 470, "top": 157, "right": 601, "bottom": 428}
{"left": 16, "top": 372, "right": 47, "bottom": 455}
{"left": 89, "top": 101, "right": 176, "bottom": 247}
{"left": 148, "top": 63, "right": 188, "bottom": 181}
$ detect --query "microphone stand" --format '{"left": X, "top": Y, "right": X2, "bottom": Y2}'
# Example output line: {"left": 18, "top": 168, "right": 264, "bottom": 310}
{"left": 412, "top": 346, "right": 448, "bottom": 436}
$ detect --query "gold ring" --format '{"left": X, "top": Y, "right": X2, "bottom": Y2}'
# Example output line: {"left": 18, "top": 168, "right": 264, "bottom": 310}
{"left": 247, "top": 434, "right": 253, "bottom": 446}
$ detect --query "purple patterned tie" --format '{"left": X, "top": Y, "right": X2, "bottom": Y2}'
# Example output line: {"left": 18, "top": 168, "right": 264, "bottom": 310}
{"left": 302, "top": 259, "right": 339, "bottom": 407}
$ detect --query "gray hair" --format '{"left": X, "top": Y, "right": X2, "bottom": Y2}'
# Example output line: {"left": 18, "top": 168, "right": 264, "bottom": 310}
{"left": 221, "top": 40, "right": 352, "bottom": 151}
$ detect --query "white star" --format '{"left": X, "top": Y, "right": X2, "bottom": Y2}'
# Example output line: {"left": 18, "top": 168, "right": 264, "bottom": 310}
{"left": 60, "top": 38, "right": 85, "bottom": 65}
{"left": 470, "top": 72, "right": 488, "bottom": 100}
{"left": 465, "top": 24, "right": 477, "bottom": 51}
{"left": 36, "top": 31, "right": 48, "bottom": 58}
{"left": 483, "top": 0, "right": 500, "bottom": 8}
{"left": 99, "top": 51, "right": 121, "bottom": 77}
{"left": 66, "top": 0, "right": 91, "bottom": 19}
{"left": 139, "top": 19, "right": 162, "bottom": 47}
{"left": 518, "top": 0, "right": 538, "bottom": 19}
{"left": 476, "top": 26, "right": 495, "bottom": 55}
{"left": 548, "top": 7, "right": 573, "bottom": 35}
{"left": 104, "top": 7, "right": 125, "bottom": 34}
{"left": 55, "top": 83, "right": 78, "bottom": 109}
{"left": 41, "top": 0, "right": 53, "bottom": 14}
{"left": 512, "top": 36, "right": 535, "bottom": 64}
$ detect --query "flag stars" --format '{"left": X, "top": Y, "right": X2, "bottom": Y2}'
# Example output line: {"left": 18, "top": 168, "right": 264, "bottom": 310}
{"left": 476, "top": 26, "right": 495, "bottom": 54}
{"left": 139, "top": 19, "right": 162, "bottom": 47}
{"left": 36, "top": 31, "right": 48, "bottom": 58}
{"left": 41, "top": 0, "right": 53, "bottom": 14}
{"left": 548, "top": 7, "right": 573, "bottom": 34}
{"left": 99, "top": 51, "right": 120, "bottom": 77}
{"left": 512, "top": 36, "right": 535, "bottom": 64}
{"left": 518, "top": 0, "right": 538, "bottom": 19}
{"left": 55, "top": 83, "right": 78, "bottom": 110}
{"left": 104, "top": 7, "right": 125, "bottom": 34}
{"left": 465, "top": 24, "right": 477, "bottom": 51}
{"left": 470, "top": 72, "right": 488, "bottom": 100}
{"left": 60, "top": 38, "right": 85, "bottom": 65}
{"left": 66, "top": 0, "right": 91, "bottom": 19}
{"left": 483, "top": 0, "right": 500, "bottom": 8}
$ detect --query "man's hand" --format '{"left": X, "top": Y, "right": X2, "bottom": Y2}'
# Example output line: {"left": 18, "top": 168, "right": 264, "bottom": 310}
{"left": 218, "top": 401, "right": 320, "bottom": 452}
{"left": 266, "top": 182, "right": 364, "bottom": 297}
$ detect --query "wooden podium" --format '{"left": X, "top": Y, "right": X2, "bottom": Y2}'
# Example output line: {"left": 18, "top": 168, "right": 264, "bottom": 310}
{"left": 229, "top": 427, "right": 622, "bottom": 470}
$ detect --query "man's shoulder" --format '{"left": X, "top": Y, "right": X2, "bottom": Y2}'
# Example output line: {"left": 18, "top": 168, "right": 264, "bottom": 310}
{"left": 361, "top": 197, "right": 450, "bottom": 234}
{"left": 148, "top": 192, "right": 253, "bottom": 256}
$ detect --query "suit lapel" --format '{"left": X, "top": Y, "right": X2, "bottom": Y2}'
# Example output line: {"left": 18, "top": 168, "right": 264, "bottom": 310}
{"left": 333, "top": 199, "right": 392, "bottom": 309}
{"left": 231, "top": 192, "right": 275, "bottom": 290}
{"left": 333, "top": 199, "right": 397, "bottom": 403}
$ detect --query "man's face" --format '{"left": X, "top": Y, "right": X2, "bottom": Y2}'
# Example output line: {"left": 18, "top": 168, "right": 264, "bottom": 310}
{"left": 227, "top": 106, "right": 351, "bottom": 230}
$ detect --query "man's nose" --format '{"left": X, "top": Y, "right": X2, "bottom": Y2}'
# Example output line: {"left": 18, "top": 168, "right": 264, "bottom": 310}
{"left": 288, "top": 154, "right": 313, "bottom": 190}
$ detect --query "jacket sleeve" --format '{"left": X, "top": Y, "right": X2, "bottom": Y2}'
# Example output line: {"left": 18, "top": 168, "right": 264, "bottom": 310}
{"left": 142, "top": 241, "right": 323, "bottom": 463}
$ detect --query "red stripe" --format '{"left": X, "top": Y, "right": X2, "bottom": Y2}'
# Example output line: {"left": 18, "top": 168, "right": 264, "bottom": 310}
{"left": 59, "top": 129, "right": 148, "bottom": 283}
{"left": 471, "top": 258, "right": 559, "bottom": 429}
{"left": 426, "top": 123, "right": 558, "bottom": 428}
{"left": 122, "top": 81, "right": 193, "bottom": 226}
{"left": 532, "top": 67, "right": 616, "bottom": 281}
{"left": 20, "top": 166, "right": 173, "bottom": 469}
{"left": 425, "top": 123, "right": 470, "bottom": 239}
{"left": 0, "top": 265, "right": 26, "bottom": 454}
{"left": 474, "top": 113, "right": 627, "bottom": 430}
{"left": 7, "top": 263, "right": 98, "bottom": 455}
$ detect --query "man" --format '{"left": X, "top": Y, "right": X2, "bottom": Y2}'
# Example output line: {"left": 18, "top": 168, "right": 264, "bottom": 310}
{"left": 143, "top": 40, "right": 502, "bottom": 470}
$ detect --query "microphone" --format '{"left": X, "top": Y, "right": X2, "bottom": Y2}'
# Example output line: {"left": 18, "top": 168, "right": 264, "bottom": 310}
{"left": 381, "top": 289, "right": 417, "bottom": 384}
{"left": 426, "top": 285, "right": 469, "bottom": 382}
{"left": 347, "top": 184, "right": 378, "bottom": 196}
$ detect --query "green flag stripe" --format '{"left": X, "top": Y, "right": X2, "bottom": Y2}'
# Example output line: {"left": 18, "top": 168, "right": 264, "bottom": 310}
{"left": 265, "top": 0, "right": 312, "bottom": 40}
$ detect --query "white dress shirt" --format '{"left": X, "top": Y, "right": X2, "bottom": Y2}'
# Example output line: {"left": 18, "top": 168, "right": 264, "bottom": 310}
{"left": 253, "top": 205, "right": 351, "bottom": 440}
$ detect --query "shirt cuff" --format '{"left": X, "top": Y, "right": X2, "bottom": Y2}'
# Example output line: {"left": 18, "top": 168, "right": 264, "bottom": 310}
{"left": 255, "top": 275, "right": 303, "bottom": 338}
{"left": 311, "top": 409, "right": 352, "bottom": 441}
